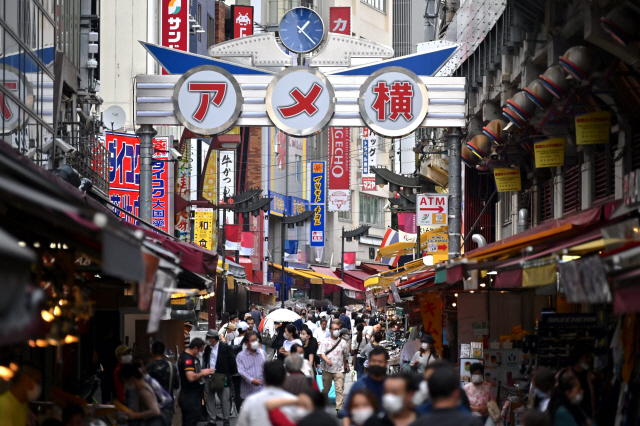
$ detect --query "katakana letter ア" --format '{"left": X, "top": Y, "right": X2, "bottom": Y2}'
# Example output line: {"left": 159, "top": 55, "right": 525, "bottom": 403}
{"left": 371, "top": 82, "right": 390, "bottom": 121}
{"left": 389, "top": 82, "right": 414, "bottom": 121}
{"left": 188, "top": 82, "right": 227, "bottom": 122}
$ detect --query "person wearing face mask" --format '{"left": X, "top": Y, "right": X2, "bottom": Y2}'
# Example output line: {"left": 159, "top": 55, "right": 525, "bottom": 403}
{"left": 346, "top": 389, "right": 380, "bottom": 426}
{"left": 113, "top": 344, "right": 133, "bottom": 404}
{"left": 299, "top": 326, "right": 318, "bottom": 375}
{"left": 364, "top": 373, "right": 418, "bottom": 426}
{"left": 237, "top": 361, "right": 295, "bottom": 426}
{"left": 341, "top": 346, "right": 389, "bottom": 426}
{"left": 463, "top": 363, "right": 495, "bottom": 420}
{"left": 556, "top": 344, "right": 596, "bottom": 420}
{"left": 203, "top": 329, "right": 237, "bottom": 426}
{"left": 264, "top": 389, "right": 332, "bottom": 426}
{"left": 548, "top": 375, "right": 592, "bottom": 426}
{"left": 415, "top": 361, "right": 472, "bottom": 416}
{"left": 313, "top": 318, "right": 330, "bottom": 343}
{"left": 237, "top": 331, "right": 267, "bottom": 403}
{"left": 178, "top": 338, "right": 214, "bottom": 426}
{"left": 410, "top": 335, "right": 439, "bottom": 375}
{"left": 291, "top": 343, "right": 316, "bottom": 378}
{"left": 352, "top": 323, "right": 370, "bottom": 380}
{"left": 118, "top": 363, "right": 163, "bottom": 423}
{"left": 531, "top": 367, "right": 555, "bottom": 412}
{"left": 360, "top": 332, "right": 384, "bottom": 371}
{"left": 280, "top": 324, "right": 303, "bottom": 359}
{"left": 0, "top": 362, "right": 41, "bottom": 426}
{"left": 304, "top": 314, "right": 318, "bottom": 333}
{"left": 317, "top": 320, "right": 351, "bottom": 415}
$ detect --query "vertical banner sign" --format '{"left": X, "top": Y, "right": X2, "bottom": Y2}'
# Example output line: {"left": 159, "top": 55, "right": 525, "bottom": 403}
{"left": 161, "top": 0, "right": 188, "bottom": 74}
{"left": 220, "top": 150, "right": 235, "bottom": 200}
{"left": 201, "top": 149, "right": 218, "bottom": 248}
{"left": 494, "top": 168, "right": 522, "bottom": 192}
{"left": 419, "top": 293, "right": 443, "bottom": 354}
{"left": 194, "top": 208, "right": 214, "bottom": 250}
{"left": 534, "top": 138, "right": 565, "bottom": 168}
{"left": 175, "top": 139, "right": 191, "bottom": 242}
{"left": 328, "top": 128, "right": 351, "bottom": 211}
{"left": 104, "top": 132, "right": 170, "bottom": 233}
{"left": 310, "top": 161, "right": 326, "bottom": 247}
{"left": 329, "top": 7, "right": 351, "bottom": 35}
{"left": 232, "top": 5, "right": 254, "bottom": 39}
{"left": 362, "top": 127, "right": 377, "bottom": 190}
{"left": 575, "top": 111, "right": 611, "bottom": 145}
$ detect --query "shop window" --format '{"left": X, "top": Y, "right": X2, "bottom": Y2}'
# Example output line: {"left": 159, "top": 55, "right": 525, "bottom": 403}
{"left": 359, "top": 194, "right": 384, "bottom": 227}
{"left": 361, "top": 0, "right": 387, "bottom": 13}
{"left": 207, "top": 15, "right": 215, "bottom": 48}
{"left": 295, "top": 155, "right": 302, "bottom": 183}
{"left": 563, "top": 165, "right": 581, "bottom": 214}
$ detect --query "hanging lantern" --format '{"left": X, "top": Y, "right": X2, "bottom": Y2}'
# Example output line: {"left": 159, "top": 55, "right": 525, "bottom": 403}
{"left": 601, "top": 5, "right": 640, "bottom": 46}
{"left": 524, "top": 79, "right": 554, "bottom": 109}
{"left": 559, "top": 46, "right": 592, "bottom": 81}
{"left": 539, "top": 66, "right": 569, "bottom": 99}
{"left": 462, "top": 145, "right": 478, "bottom": 167}
{"left": 482, "top": 119, "right": 506, "bottom": 145}
{"left": 467, "top": 135, "right": 492, "bottom": 160}
{"left": 506, "top": 92, "right": 536, "bottom": 122}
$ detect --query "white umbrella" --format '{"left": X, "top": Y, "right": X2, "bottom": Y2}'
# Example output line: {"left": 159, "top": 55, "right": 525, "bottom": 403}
{"left": 266, "top": 308, "right": 301, "bottom": 323}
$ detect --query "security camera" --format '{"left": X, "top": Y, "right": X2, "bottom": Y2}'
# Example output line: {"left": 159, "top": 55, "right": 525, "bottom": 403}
{"left": 42, "top": 138, "right": 76, "bottom": 155}
{"left": 169, "top": 147, "right": 182, "bottom": 160}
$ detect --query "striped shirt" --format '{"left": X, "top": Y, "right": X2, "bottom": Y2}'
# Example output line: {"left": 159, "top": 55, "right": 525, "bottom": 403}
{"left": 236, "top": 347, "right": 267, "bottom": 399}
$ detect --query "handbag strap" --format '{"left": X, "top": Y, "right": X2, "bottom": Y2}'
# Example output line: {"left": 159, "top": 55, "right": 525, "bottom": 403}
{"left": 325, "top": 339, "right": 342, "bottom": 356}
{"left": 167, "top": 360, "right": 173, "bottom": 393}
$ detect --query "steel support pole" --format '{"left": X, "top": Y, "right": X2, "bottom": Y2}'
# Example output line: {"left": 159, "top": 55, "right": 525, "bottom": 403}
{"left": 136, "top": 124, "right": 157, "bottom": 223}
{"left": 447, "top": 127, "right": 462, "bottom": 259}
{"left": 340, "top": 227, "right": 345, "bottom": 308}
{"left": 281, "top": 220, "right": 286, "bottom": 307}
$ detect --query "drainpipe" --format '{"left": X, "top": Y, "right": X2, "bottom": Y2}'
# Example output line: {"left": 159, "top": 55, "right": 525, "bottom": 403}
{"left": 517, "top": 209, "right": 529, "bottom": 233}
{"left": 447, "top": 127, "right": 462, "bottom": 259}
{"left": 472, "top": 234, "right": 487, "bottom": 248}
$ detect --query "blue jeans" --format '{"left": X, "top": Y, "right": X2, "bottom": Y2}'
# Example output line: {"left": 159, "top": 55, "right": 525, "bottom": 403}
{"left": 356, "top": 357, "right": 365, "bottom": 380}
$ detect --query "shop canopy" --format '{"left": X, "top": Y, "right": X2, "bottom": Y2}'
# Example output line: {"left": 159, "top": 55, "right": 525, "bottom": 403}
{"left": 359, "top": 262, "right": 390, "bottom": 274}
{"left": 270, "top": 263, "right": 323, "bottom": 284}
{"left": 316, "top": 266, "right": 367, "bottom": 293}
{"left": 247, "top": 284, "right": 277, "bottom": 294}
{"left": 376, "top": 226, "right": 448, "bottom": 260}
{"left": 365, "top": 258, "right": 430, "bottom": 291}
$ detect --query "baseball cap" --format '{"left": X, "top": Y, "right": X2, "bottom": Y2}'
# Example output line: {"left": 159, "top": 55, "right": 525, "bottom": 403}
{"left": 238, "top": 321, "right": 249, "bottom": 331}
{"left": 115, "top": 345, "right": 131, "bottom": 358}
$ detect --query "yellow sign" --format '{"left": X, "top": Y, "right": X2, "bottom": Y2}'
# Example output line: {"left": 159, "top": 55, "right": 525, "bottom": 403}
{"left": 494, "top": 168, "right": 521, "bottom": 192}
{"left": 419, "top": 293, "right": 443, "bottom": 354}
{"left": 424, "top": 227, "right": 449, "bottom": 264}
{"left": 534, "top": 138, "right": 565, "bottom": 168}
{"left": 576, "top": 111, "right": 610, "bottom": 145}
{"left": 194, "top": 208, "right": 215, "bottom": 250}
{"left": 259, "top": 294, "right": 276, "bottom": 305}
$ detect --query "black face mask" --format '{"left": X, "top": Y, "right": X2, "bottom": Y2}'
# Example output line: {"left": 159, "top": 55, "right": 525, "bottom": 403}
{"left": 368, "top": 365, "right": 387, "bottom": 377}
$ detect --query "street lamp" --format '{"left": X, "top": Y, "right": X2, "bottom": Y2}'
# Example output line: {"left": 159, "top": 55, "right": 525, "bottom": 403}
{"left": 340, "top": 225, "right": 370, "bottom": 307}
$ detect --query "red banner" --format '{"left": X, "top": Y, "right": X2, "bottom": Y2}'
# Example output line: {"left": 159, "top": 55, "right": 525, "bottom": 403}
{"left": 329, "top": 7, "right": 351, "bottom": 35}
{"left": 328, "top": 128, "right": 351, "bottom": 211}
{"left": 161, "top": 0, "right": 188, "bottom": 74}
{"left": 232, "top": 5, "right": 254, "bottom": 39}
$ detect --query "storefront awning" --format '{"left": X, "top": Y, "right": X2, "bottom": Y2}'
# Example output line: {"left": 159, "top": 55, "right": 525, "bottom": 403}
{"left": 365, "top": 258, "right": 428, "bottom": 291}
{"left": 248, "top": 284, "right": 277, "bottom": 294}
{"left": 217, "top": 257, "right": 247, "bottom": 277}
{"left": 360, "top": 262, "right": 390, "bottom": 274}
{"left": 270, "top": 263, "right": 323, "bottom": 284}
{"left": 311, "top": 266, "right": 366, "bottom": 292}
{"left": 306, "top": 267, "right": 343, "bottom": 285}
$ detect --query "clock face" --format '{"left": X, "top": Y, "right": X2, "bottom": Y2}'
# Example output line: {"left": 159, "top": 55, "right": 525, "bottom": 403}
{"left": 279, "top": 7, "right": 324, "bottom": 53}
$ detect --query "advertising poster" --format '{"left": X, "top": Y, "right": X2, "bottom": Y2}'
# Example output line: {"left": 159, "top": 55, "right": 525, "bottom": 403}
{"left": 310, "top": 204, "right": 325, "bottom": 247}
{"left": 175, "top": 139, "right": 191, "bottom": 242}
{"left": 576, "top": 111, "right": 611, "bottom": 145}
{"left": 194, "top": 208, "right": 214, "bottom": 250}
{"left": 161, "top": 0, "right": 188, "bottom": 74}
{"left": 362, "top": 127, "right": 377, "bottom": 190}
{"left": 494, "top": 168, "right": 522, "bottom": 192}
{"left": 310, "top": 161, "right": 326, "bottom": 247}
{"left": 328, "top": 128, "right": 350, "bottom": 211}
{"left": 232, "top": 5, "right": 254, "bottom": 39}
{"left": 419, "top": 292, "right": 443, "bottom": 354}
{"left": 534, "top": 138, "right": 565, "bottom": 168}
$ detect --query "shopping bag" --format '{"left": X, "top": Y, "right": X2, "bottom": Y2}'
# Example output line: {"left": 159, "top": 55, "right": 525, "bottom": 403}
{"left": 315, "top": 374, "right": 336, "bottom": 403}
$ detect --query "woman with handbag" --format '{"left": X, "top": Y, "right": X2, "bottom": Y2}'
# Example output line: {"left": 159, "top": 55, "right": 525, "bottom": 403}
{"left": 410, "top": 335, "right": 439, "bottom": 375}
{"left": 118, "top": 363, "right": 164, "bottom": 426}
{"left": 352, "top": 324, "right": 369, "bottom": 380}
{"left": 279, "top": 324, "right": 303, "bottom": 359}
{"left": 300, "top": 326, "right": 318, "bottom": 376}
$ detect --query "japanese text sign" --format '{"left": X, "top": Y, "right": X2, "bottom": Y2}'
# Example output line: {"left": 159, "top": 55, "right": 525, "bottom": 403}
{"left": 289, "top": 196, "right": 309, "bottom": 215}
{"left": 269, "top": 191, "right": 288, "bottom": 216}
{"left": 359, "top": 67, "right": 429, "bottom": 138}
{"left": 310, "top": 204, "right": 325, "bottom": 247}
{"left": 220, "top": 150, "right": 235, "bottom": 199}
{"left": 175, "top": 139, "right": 191, "bottom": 241}
{"left": 419, "top": 293, "right": 443, "bottom": 354}
{"left": 329, "top": 7, "right": 351, "bottom": 35}
{"left": 362, "top": 127, "right": 377, "bottom": 191}
{"left": 328, "top": 128, "right": 351, "bottom": 211}
{"left": 576, "top": 111, "right": 611, "bottom": 145}
{"left": 151, "top": 136, "right": 171, "bottom": 233}
{"left": 161, "top": 0, "right": 188, "bottom": 74}
{"left": 494, "top": 168, "right": 522, "bottom": 192}
{"left": 417, "top": 194, "right": 449, "bottom": 227}
{"left": 194, "top": 208, "right": 214, "bottom": 250}
{"left": 309, "top": 161, "right": 326, "bottom": 205}
{"left": 534, "top": 138, "right": 565, "bottom": 168}
{"left": 232, "top": 5, "right": 254, "bottom": 39}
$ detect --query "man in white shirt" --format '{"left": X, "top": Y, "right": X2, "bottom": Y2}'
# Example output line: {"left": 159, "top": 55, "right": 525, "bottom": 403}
{"left": 313, "top": 318, "right": 330, "bottom": 342}
{"left": 304, "top": 314, "right": 317, "bottom": 333}
{"left": 233, "top": 322, "right": 249, "bottom": 345}
{"left": 237, "top": 361, "right": 295, "bottom": 426}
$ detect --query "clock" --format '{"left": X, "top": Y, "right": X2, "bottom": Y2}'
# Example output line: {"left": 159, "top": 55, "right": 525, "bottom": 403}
{"left": 279, "top": 7, "right": 325, "bottom": 53}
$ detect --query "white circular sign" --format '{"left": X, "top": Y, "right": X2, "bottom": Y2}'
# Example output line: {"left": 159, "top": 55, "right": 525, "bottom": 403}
{"left": 265, "top": 67, "right": 335, "bottom": 137}
{"left": 358, "top": 66, "right": 429, "bottom": 138}
{"left": 172, "top": 65, "right": 243, "bottom": 136}
{"left": 0, "top": 65, "right": 33, "bottom": 135}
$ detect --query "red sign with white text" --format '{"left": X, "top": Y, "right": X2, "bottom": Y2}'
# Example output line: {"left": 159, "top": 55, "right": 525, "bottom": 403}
{"left": 328, "top": 128, "right": 351, "bottom": 211}
{"left": 232, "top": 6, "right": 254, "bottom": 39}
{"left": 161, "top": 0, "right": 188, "bottom": 74}
{"left": 329, "top": 7, "right": 351, "bottom": 35}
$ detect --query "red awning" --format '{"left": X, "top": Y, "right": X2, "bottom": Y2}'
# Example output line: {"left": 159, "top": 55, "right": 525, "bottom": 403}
{"left": 310, "top": 266, "right": 364, "bottom": 293}
{"left": 360, "top": 263, "right": 390, "bottom": 274}
{"left": 248, "top": 285, "right": 277, "bottom": 294}
{"left": 495, "top": 269, "right": 523, "bottom": 288}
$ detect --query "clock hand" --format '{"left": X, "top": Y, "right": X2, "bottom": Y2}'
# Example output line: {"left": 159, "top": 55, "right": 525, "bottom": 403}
{"left": 297, "top": 25, "right": 315, "bottom": 43}
{"left": 298, "top": 21, "right": 310, "bottom": 33}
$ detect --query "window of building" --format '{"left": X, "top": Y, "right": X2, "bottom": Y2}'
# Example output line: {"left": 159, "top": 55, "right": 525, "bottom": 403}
{"left": 500, "top": 192, "right": 512, "bottom": 225}
{"left": 207, "top": 15, "right": 215, "bottom": 47}
{"left": 360, "top": 194, "right": 384, "bottom": 227}
{"left": 295, "top": 155, "right": 302, "bottom": 182}
{"left": 197, "top": 3, "right": 202, "bottom": 41}
{"left": 361, "top": 0, "right": 387, "bottom": 13}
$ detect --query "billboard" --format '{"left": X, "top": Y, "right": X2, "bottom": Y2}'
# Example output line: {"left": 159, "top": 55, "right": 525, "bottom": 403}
{"left": 329, "top": 7, "right": 351, "bottom": 35}
{"left": 104, "top": 132, "right": 171, "bottom": 234}
{"left": 161, "top": 0, "right": 188, "bottom": 74}
{"left": 362, "top": 127, "right": 377, "bottom": 190}
{"left": 310, "top": 161, "right": 326, "bottom": 247}
{"left": 328, "top": 127, "right": 350, "bottom": 211}
{"left": 232, "top": 5, "right": 254, "bottom": 39}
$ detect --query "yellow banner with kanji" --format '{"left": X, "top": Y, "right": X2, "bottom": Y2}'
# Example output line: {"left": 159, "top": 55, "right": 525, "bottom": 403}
{"left": 194, "top": 209, "right": 215, "bottom": 251}
{"left": 534, "top": 138, "right": 565, "bottom": 168}
{"left": 494, "top": 168, "right": 522, "bottom": 192}
{"left": 419, "top": 293, "right": 443, "bottom": 355}
{"left": 576, "top": 111, "right": 610, "bottom": 145}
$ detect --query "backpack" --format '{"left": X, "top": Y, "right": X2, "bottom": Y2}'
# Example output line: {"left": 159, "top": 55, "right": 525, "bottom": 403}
{"left": 230, "top": 342, "right": 243, "bottom": 357}
{"left": 145, "top": 376, "right": 173, "bottom": 411}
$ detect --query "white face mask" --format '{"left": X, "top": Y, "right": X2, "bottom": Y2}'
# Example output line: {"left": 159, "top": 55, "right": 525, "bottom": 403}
{"left": 120, "top": 354, "right": 133, "bottom": 364}
{"left": 332, "top": 330, "right": 340, "bottom": 338}
{"left": 471, "top": 374, "right": 483, "bottom": 384}
{"left": 412, "top": 380, "right": 429, "bottom": 406}
{"left": 250, "top": 341, "right": 260, "bottom": 351}
{"left": 351, "top": 408, "right": 374, "bottom": 425}
{"left": 571, "top": 393, "right": 584, "bottom": 405}
{"left": 26, "top": 383, "right": 42, "bottom": 402}
{"left": 382, "top": 394, "right": 404, "bottom": 415}
{"left": 284, "top": 332, "right": 291, "bottom": 339}
{"left": 421, "top": 343, "right": 429, "bottom": 350}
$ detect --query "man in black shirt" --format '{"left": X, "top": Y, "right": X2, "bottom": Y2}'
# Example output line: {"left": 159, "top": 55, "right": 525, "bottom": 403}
{"left": 412, "top": 362, "right": 482, "bottom": 426}
{"left": 147, "top": 341, "right": 180, "bottom": 425}
{"left": 178, "top": 338, "right": 213, "bottom": 426}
